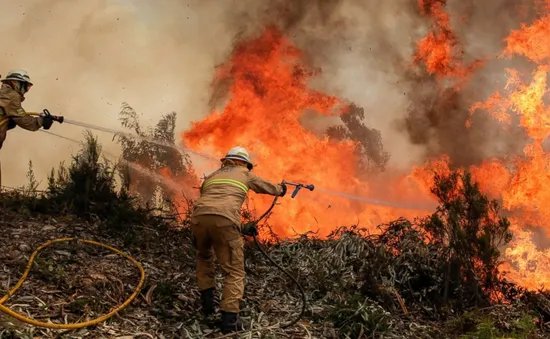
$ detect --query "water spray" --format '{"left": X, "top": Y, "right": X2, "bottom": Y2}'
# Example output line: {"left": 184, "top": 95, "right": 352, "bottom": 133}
{"left": 43, "top": 121, "right": 434, "bottom": 211}
{"left": 40, "top": 130, "right": 185, "bottom": 194}
{"left": 315, "top": 187, "right": 436, "bottom": 211}
{"left": 279, "top": 181, "right": 434, "bottom": 211}
{"left": 61, "top": 118, "right": 216, "bottom": 161}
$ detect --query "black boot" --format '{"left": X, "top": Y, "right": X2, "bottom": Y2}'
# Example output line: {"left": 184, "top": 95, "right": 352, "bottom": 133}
{"left": 200, "top": 288, "right": 215, "bottom": 317}
{"left": 220, "top": 311, "right": 245, "bottom": 334}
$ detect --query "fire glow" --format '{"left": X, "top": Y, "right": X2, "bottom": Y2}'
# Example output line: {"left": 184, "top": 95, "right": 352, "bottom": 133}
{"left": 176, "top": 2, "right": 550, "bottom": 290}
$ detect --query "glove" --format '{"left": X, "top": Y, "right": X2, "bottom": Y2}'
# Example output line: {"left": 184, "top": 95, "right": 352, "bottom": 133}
{"left": 280, "top": 183, "right": 287, "bottom": 197}
{"left": 40, "top": 114, "right": 54, "bottom": 130}
{"left": 242, "top": 222, "right": 258, "bottom": 236}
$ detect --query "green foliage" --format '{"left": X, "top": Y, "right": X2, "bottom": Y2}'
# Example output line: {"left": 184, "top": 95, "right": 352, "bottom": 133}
{"left": 24, "top": 160, "right": 39, "bottom": 194}
{"left": 247, "top": 169, "right": 520, "bottom": 338}
{"left": 329, "top": 297, "right": 396, "bottom": 338}
{"left": 425, "top": 171, "right": 513, "bottom": 308}
{"left": 116, "top": 102, "right": 196, "bottom": 208}
{"left": 44, "top": 131, "right": 156, "bottom": 231}
{"left": 459, "top": 313, "right": 537, "bottom": 339}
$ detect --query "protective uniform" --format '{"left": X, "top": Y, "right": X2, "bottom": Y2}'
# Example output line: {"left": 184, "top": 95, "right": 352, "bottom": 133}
{"left": 0, "top": 69, "right": 56, "bottom": 189}
{"left": 190, "top": 146, "right": 285, "bottom": 333}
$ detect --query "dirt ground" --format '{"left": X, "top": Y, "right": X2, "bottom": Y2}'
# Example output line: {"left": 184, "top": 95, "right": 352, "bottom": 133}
{"left": 0, "top": 207, "right": 318, "bottom": 339}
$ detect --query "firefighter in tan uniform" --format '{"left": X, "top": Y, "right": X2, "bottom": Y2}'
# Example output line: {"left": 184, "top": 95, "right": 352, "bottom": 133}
{"left": 190, "top": 146, "right": 287, "bottom": 334}
{"left": 0, "top": 69, "right": 59, "bottom": 189}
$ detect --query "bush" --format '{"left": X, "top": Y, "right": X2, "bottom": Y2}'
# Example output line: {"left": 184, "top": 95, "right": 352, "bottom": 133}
{"left": 117, "top": 102, "right": 196, "bottom": 210}
{"left": 1, "top": 104, "right": 198, "bottom": 233}
{"left": 246, "top": 169, "right": 517, "bottom": 337}
{"left": 424, "top": 171, "right": 512, "bottom": 309}
{"left": 44, "top": 131, "right": 158, "bottom": 231}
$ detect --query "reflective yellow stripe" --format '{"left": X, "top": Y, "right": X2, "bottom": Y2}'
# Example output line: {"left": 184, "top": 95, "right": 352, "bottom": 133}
{"left": 203, "top": 178, "right": 248, "bottom": 193}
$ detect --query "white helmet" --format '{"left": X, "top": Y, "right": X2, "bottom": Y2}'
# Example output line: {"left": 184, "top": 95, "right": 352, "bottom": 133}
{"left": 221, "top": 146, "right": 254, "bottom": 170}
{"left": 1, "top": 69, "right": 33, "bottom": 85}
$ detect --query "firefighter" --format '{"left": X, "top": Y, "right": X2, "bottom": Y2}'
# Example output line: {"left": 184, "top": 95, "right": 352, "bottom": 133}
{"left": 190, "top": 146, "right": 287, "bottom": 334}
{"left": 0, "top": 69, "right": 60, "bottom": 188}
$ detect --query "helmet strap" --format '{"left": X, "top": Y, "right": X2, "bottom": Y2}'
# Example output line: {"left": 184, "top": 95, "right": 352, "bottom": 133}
{"left": 10, "top": 80, "right": 29, "bottom": 95}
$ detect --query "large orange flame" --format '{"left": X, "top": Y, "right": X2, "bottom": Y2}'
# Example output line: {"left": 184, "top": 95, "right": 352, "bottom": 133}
{"left": 414, "top": 0, "right": 482, "bottom": 79}
{"left": 175, "top": 2, "right": 550, "bottom": 290}
{"left": 182, "top": 27, "right": 430, "bottom": 237}
{"left": 466, "top": 3, "right": 550, "bottom": 289}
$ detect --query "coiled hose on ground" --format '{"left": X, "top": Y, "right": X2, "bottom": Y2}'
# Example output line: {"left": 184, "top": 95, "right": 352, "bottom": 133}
{"left": 250, "top": 194, "right": 307, "bottom": 329}
{"left": 0, "top": 238, "right": 145, "bottom": 329}
{"left": 0, "top": 214, "right": 305, "bottom": 331}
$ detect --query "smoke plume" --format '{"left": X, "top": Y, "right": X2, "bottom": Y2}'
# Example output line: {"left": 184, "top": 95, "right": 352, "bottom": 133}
{"left": 0, "top": 0, "right": 541, "bottom": 186}
{"left": 203, "top": 0, "right": 540, "bottom": 170}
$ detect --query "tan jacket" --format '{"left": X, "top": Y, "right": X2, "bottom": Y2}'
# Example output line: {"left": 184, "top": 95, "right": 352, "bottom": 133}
{"left": 0, "top": 83, "right": 43, "bottom": 150}
{"left": 191, "top": 162, "right": 284, "bottom": 226}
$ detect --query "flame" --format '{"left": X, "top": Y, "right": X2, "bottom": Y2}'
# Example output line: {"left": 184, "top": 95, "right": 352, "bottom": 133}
{"left": 411, "top": 0, "right": 550, "bottom": 289}
{"left": 171, "top": 2, "right": 550, "bottom": 290}
{"left": 414, "top": 0, "right": 483, "bottom": 79}
{"left": 181, "top": 27, "right": 429, "bottom": 237}
{"left": 501, "top": 220, "right": 550, "bottom": 290}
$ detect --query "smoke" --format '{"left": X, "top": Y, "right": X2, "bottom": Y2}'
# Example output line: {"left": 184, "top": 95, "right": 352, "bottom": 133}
{"left": 1, "top": 0, "right": 542, "bottom": 187}
{"left": 0, "top": 0, "right": 236, "bottom": 187}
{"left": 210, "top": 0, "right": 541, "bottom": 169}
{"left": 394, "top": 0, "right": 537, "bottom": 168}
{"left": 197, "top": 0, "right": 541, "bottom": 172}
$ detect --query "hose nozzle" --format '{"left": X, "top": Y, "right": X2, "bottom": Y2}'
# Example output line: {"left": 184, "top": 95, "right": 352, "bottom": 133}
{"left": 42, "top": 109, "right": 64, "bottom": 123}
{"left": 282, "top": 180, "right": 315, "bottom": 198}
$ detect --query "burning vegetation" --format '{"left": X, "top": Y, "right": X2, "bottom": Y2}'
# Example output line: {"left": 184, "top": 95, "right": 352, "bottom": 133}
{"left": 1, "top": 123, "right": 548, "bottom": 338}
{"left": 176, "top": 0, "right": 550, "bottom": 293}
{"left": 2, "top": 0, "right": 550, "bottom": 338}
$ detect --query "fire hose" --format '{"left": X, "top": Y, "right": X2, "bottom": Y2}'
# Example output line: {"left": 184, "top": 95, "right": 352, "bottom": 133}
{"left": 245, "top": 181, "right": 314, "bottom": 329}
{"left": 0, "top": 238, "right": 145, "bottom": 329}
{"left": 0, "top": 111, "right": 310, "bottom": 329}
{"left": 0, "top": 109, "right": 64, "bottom": 129}
{"left": 0, "top": 190, "right": 311, "bottom": 331}
{"left": 0, "top": 111, "right": 147, "bottom": 329}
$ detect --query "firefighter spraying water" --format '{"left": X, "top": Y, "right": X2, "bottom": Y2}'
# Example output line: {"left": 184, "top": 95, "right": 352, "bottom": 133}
{"left": 0, "top": 78, "right": 434, "bottom": 332}
{"left": 188, "top": 146, "right": 287, "bottom": 334}
{"left": 0, "top": 69, "right": 64, "bottom": 189}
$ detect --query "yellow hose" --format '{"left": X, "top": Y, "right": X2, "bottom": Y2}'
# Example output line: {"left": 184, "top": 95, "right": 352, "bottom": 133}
{"left": 0, "top": 238, "right": 146, "bottom": 329}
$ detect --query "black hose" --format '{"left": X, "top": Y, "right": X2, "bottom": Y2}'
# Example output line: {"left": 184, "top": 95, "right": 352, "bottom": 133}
{"left": 252, "top": 235, "right": 307, "bottom": 328}
{"left": 250, "top": 195, "right": 307, "bottom": 329}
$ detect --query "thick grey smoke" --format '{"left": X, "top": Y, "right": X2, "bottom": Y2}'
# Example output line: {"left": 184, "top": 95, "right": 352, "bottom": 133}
{"left": 202, "top": 0, "right": 539, "bottom": 170}
{"left": 264, "top": 0, "right": 538, "bottom": 169}
{"left": 0, "top": 0, "right": 540, "bottom": 188}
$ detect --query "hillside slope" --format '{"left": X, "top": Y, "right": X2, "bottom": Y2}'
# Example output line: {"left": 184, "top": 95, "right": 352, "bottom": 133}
{"left": 0, "top": 136, "right": 549, "bottom": 339}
